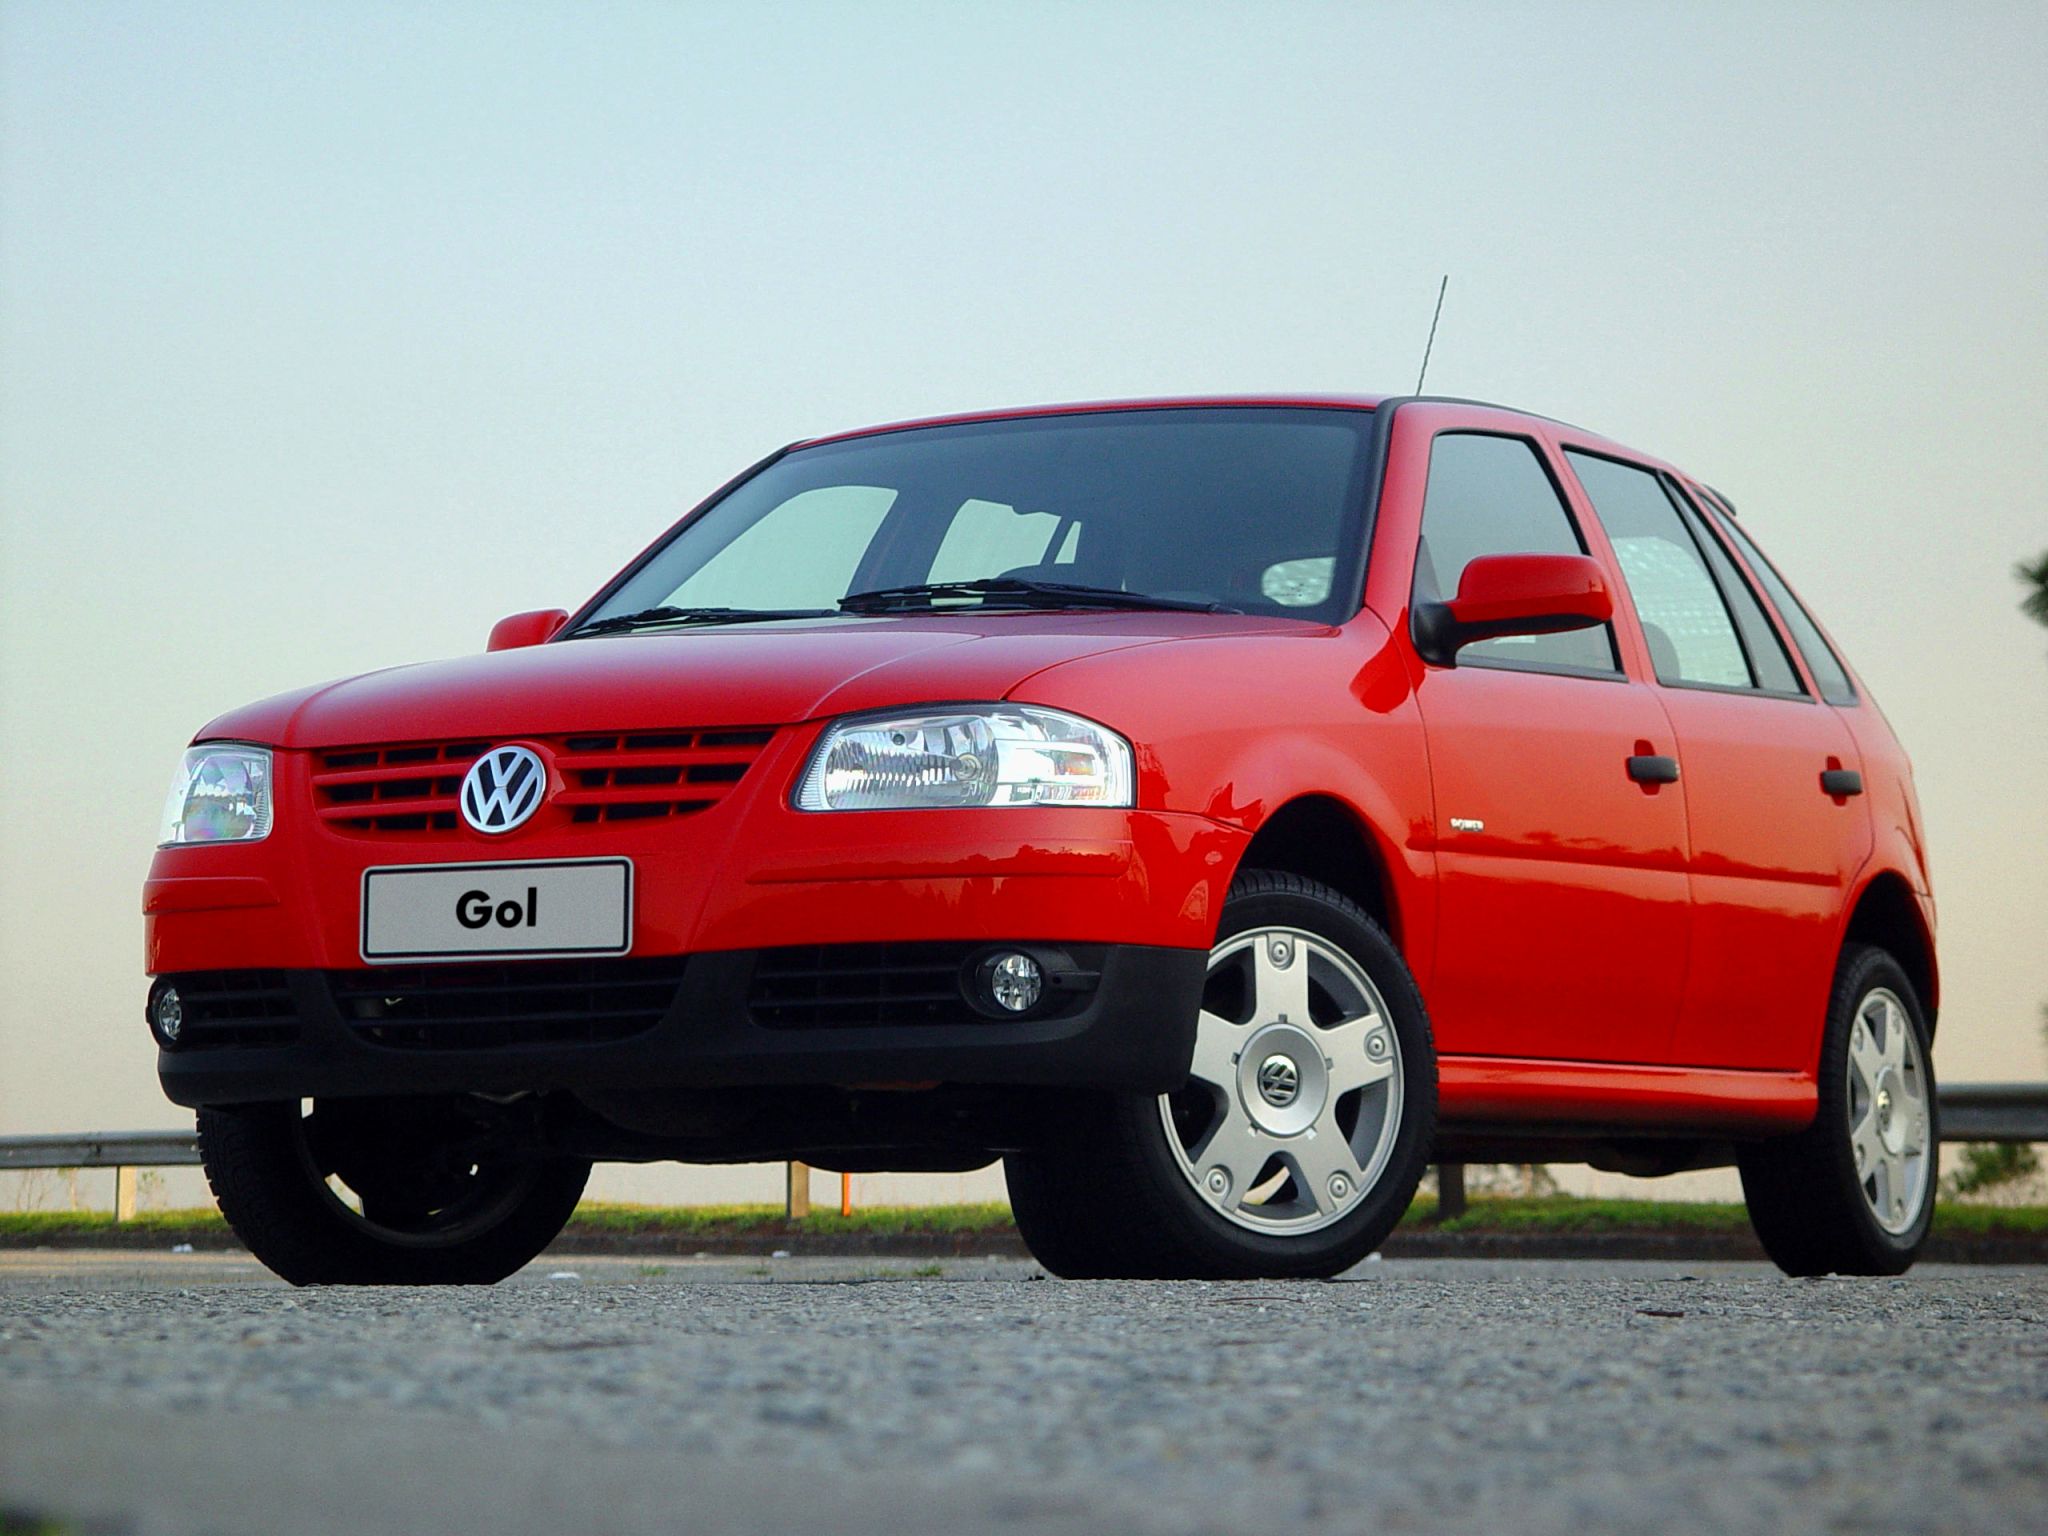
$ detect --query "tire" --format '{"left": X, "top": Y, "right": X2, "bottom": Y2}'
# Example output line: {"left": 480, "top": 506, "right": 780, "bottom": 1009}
{"left": 1739, "top": 944, "right": 1939, "bottom": 1277}
{"left": 1006, "top": 870, "right": 1437, "bottom": 1279}
{"left": 197, "top": 1097, "right": 590, "bottom": 1286}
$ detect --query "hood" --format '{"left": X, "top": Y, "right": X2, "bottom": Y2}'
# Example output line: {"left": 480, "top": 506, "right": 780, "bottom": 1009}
{"left": 199, "top": 612, "right": 1314, "bottom": 748}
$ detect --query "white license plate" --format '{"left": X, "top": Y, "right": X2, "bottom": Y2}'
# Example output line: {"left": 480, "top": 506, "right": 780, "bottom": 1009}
{"left": 360, "top": 859, "right": 633, "bottom": 963}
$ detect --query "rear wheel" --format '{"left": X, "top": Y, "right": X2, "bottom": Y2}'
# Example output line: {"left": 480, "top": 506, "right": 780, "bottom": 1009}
{"left": 197, "top": 1096, "right": 589, "bottom": 1285}
{"left": 1739, "top": 945, "right": 1938, "bottom": 1277}
{"left": 1006, "top": 870, "right": 1436, "bottom": 1278}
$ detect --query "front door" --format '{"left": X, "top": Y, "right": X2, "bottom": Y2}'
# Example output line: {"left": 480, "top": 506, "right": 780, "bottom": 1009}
{"left": 1405, "top": 425, "right": 1691, "bottom": 1064}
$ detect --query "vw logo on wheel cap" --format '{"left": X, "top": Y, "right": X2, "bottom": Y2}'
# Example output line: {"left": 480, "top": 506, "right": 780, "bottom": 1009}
{"left": 1256, "top": 1054, "right": 1301, "bottom": 1108}
{"left": 460, "top": 745, "right": 547, "bottom": 834}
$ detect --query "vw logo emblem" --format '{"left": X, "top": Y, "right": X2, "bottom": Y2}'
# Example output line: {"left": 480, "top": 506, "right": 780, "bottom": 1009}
{"left": 1256, "top": 1053, "right": 1300, "bottom": 1108}
{"left": 460, "top": 745, "right": 547, "bottom": 834}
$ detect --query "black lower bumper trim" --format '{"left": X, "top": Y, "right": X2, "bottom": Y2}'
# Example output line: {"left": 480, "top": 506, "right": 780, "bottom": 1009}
{"left": 156, "top": 943, "right": 1206, "bottom": 1107}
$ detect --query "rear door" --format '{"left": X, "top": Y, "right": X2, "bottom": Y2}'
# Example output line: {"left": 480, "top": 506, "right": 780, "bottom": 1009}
{"left": 1401, "top": 417, "right": 1691, "bottom": 1064}
{"left": 1558, "top": 449, "right": 1870, "bottom": 1071}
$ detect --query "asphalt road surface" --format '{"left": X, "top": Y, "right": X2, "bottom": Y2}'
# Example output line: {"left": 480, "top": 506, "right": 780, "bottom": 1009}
{"left": 2, "top": 1252, "right": 2044, "bottom": 1536}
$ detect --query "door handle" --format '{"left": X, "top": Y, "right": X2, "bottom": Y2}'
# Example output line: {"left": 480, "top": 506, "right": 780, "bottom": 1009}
{"left": 1820, "top": 768, "right": 1863, "bottom": 797}
{"left": 1627, "top": 754, "right": 1680, "bottom": 785}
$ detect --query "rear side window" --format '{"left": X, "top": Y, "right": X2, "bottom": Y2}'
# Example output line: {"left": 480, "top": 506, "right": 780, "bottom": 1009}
{"left": 1667, "top": 484, "right": 1803, "bottom": 694}
{"left": 1700, "top": 501, "right": 1859, "bottom": 706}
{"left": 1415, "top": 434, "right": 1618, "bottom": 674}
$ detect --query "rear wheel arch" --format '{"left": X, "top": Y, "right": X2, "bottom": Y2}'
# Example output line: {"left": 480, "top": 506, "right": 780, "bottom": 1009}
{"left": 1843, "top": 870, "right": 1938, "bottom": 1035}
{"left": 1234, "top": 795, "right": 1403, "bottom": 954}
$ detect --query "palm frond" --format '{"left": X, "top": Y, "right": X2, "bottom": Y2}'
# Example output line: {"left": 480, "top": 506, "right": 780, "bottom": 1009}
{"left": 2018, "top": 551, "right": 2048, "bottom": 628}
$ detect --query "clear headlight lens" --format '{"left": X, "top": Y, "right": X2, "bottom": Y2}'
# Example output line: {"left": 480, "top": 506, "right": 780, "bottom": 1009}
{"left": 796, "top": 705, "right": 1134, "bottom": 811}
{"left": 157, "top": 744, "right": 274, "bottom": 846}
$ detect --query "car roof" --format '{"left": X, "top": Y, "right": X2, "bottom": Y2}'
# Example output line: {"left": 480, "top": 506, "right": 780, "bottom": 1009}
{"left": 796, "top": 394, "right": 1391, "bottom": 447}
{"left": 793, "top": 393, "right": 1692, "bottom": 489}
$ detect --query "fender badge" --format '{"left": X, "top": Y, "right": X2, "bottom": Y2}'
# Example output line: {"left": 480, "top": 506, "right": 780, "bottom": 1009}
{"left": 1448, "top": 817, "right": 1485, "bottom": 834}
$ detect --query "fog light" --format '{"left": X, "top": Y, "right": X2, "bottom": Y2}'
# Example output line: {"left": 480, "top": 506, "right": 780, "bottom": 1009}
{"left": 151, "top": 985, "right": 184, "bottom": 1046}
{"left": 981, "top": 952, "right": 1044, "bottom": 1014}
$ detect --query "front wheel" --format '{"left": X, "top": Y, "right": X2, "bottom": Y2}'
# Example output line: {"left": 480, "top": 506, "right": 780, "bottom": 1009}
{"left": 1006, "top": 870, "right": 1437, "bottom": 1278}
{"left": 197, "top": 1096, "right": 590, "bottom": 1285}
{"left": 1739, "top": 944, "right": 1938, "bottom": 1277}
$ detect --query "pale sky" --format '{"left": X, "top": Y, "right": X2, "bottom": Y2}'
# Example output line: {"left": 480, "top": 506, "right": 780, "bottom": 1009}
{"left": 2, "top": 3, "right": 2043, "bottom": 1205}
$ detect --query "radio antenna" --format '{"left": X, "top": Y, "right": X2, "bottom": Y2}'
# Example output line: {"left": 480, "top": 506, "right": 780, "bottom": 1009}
{"left": 1414, "top": 274, "right": 1449, "bottom": 393}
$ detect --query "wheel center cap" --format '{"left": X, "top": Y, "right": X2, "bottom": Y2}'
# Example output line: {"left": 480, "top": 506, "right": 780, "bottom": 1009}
{"left": 1874, "top": 1072, "right": 1908, "bottom": 1155}
{"left": 1257, "top": 1054, "right": 1300, "bottom": 1107}
{"left": 1237, "top": 1023, "right": 1329, "bottom": 1136}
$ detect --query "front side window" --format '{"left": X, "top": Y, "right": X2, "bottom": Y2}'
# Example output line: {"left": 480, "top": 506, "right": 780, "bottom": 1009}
{"left": 586, "top": 408, "right": 1377, "bottom": 626}
{"left": 1566, "top": 451, "right": 1754, "bottom": 690}
{"left": 1414, "top": 433, "right": 1618, "bottom": 673}
{"left": 1698, "top": 496, "right": 1859, "bottom": 706}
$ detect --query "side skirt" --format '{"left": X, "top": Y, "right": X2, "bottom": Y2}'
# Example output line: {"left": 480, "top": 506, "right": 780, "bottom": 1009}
{"left": 1437, "top": 1055, "right": 1815, "bottom": 1141}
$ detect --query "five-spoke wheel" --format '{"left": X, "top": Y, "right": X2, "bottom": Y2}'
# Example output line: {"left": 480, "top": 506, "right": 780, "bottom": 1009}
{"left": 1740, "top": 944, "right": 1938, "bottom": 1277}
{"left": 1843, "top": 986, "right": 1932, "bottom": 1236}
{"left": 1006, "top": 870, "right": 1435, "bottom": 1278}
{"left": 1163, "top": 925, "right": 1405, "bottom": 1234}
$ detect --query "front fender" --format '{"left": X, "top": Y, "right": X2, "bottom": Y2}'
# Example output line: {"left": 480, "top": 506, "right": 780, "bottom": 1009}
{"left": 1008, "top": 620, "right": 1436, "bottom": 969}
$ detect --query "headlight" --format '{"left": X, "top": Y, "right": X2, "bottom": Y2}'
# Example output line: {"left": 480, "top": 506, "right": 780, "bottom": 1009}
{"left": 796, "top": 705, "right": 1134, "bottom": 811}
{"left": 158, "top": 744, "right": 274, "bottom": 845}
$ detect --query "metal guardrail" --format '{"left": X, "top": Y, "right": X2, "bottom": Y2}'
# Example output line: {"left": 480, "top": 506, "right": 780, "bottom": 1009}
{"left": 1937, "top": 1084, "right": 2048, "bottom": 1142}
{"left": 0, "top": 1130, "right": 204, "bottom": 1222}
{"left": 2, "top": 1084, "right": 2042, "bottom": 1221}
{"left": 0, "top": 1131, "right": 203, "bottom": 1170}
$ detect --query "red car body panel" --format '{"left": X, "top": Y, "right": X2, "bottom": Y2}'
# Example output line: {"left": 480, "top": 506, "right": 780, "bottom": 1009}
{"left": 148, "top": 394, "right": 1935, "bottom": 1144}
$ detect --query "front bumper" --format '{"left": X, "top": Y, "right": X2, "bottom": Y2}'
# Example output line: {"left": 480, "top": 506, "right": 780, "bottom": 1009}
{"left": 153, "top": 942, "right": 1208, "bottom": 1107}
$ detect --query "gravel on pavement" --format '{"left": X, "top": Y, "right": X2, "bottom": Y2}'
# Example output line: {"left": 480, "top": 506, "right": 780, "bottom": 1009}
{"left": 2, "top": 1253, "right": 2044, "bottom": 1536}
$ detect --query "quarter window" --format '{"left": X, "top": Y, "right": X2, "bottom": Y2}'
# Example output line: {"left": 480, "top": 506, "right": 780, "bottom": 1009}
{"left": 1415, "top": 434, "right": 1618, "bottom": 673}
{"left": 1567, "top": 452, "right": 1754, "bottom": 691}
{"left": 1700, "top": 499, "right": 1859, "bottom": 705}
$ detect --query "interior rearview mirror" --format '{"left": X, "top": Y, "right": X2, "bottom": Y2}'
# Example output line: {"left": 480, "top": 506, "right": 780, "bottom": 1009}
{"left": 1411, "top": 553, "right": 1612, "bottom": 666}
{"left": 487, "top": 609, "right": 569, "bottom": 652}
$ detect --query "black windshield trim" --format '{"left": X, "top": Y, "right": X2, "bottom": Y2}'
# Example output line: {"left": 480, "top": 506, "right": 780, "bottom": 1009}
{"left": 839, "top": 577, "right": 1234, "bottom": 616}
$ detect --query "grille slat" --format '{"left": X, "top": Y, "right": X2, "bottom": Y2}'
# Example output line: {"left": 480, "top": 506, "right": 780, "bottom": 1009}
{"left": 750, "top": 944, "right": 987, "bottom": 1030}
{"left": 158, "top": 970, "right": 299, "bottom": 1049}
{"left": 330, "top": 957, "right": 688, "bottom": 1050}
{"left": 311, "top": 729, "right": 774, "bottom": 836}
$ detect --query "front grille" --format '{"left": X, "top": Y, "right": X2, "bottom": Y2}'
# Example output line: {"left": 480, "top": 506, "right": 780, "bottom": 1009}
{"left": 159, "top": 971, "right": 299, "bottom": 1049}
{"left": 749, "top": 943, "right": 987, "bottom": 1030}
{"left": 330, "top": 957, "right": 689, "bottom": 1050}
{"left": 311, "top": 730, "right": 776, "bottom": 834}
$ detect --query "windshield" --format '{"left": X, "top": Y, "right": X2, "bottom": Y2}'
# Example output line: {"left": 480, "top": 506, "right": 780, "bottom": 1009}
{"left": 581, "top": 407, "right": 1377, "bottom": 628}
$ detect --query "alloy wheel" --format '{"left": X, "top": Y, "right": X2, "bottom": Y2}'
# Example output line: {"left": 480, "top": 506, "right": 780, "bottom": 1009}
{"left": 1158, "top": 925, "right": 1404, "bottom": 1235}
{"left": 1845, "top": 987, "right": 1932, "bottom": 1235}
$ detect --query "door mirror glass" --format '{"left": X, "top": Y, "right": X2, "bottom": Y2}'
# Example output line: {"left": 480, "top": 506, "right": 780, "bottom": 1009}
{"left": 1413, "top": 554, "right": 1612, "bottom": 665}
{"left": 487, "top": 609, "right": 568, "bottom": 652}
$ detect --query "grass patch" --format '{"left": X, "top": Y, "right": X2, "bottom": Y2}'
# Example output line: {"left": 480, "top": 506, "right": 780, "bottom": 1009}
{"left": 1932, "top": 1201, "right": 2048, "bottom": 1235}
{"left": 566, "top": 1200, "right": 1015, "bottom": 1236}
{"left": 1414, "top": 1196, "right": 1752, "bottom": 1234}
{"left": 0, "top": 1207, "right": 226, "bottom": 1238}
{"left": 1403, "top": 1194, "right": 2048, "bottom": 1237}
{"left": 5, "top": 1195, "right": 2043, "bottom": 1242}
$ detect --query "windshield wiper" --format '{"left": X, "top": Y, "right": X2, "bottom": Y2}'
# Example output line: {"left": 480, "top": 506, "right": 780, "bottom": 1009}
{"left": 563, "top": 605, "right": 838, "bottom": 638}
{"left": 838, "top": 578, "right": 1233, "bottom": 616}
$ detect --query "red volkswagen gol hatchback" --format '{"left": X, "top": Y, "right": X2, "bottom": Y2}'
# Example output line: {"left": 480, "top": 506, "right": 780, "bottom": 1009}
{"left": 145, "top": 396, "right": 1938, "bottom": 1283}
